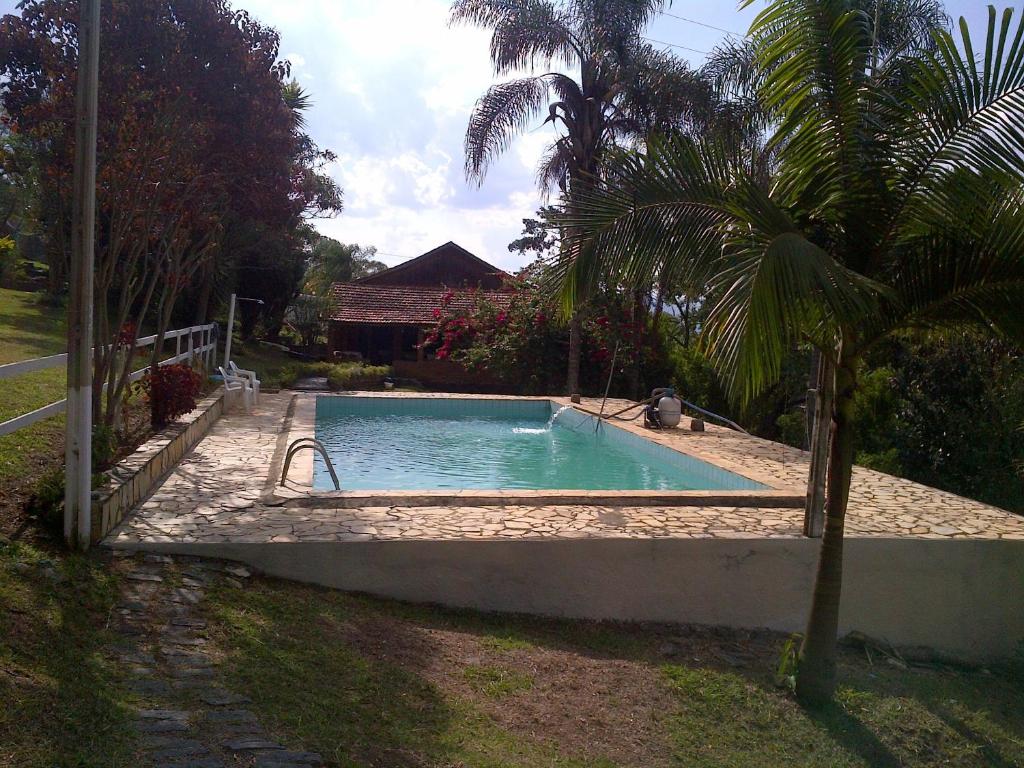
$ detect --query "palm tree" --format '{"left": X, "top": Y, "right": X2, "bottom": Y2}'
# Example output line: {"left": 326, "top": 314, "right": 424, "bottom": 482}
{"left": 555, "top": 0, "right": 1024, "bottom": 704}
{"left": 452, "top": 0, "right": 707, "bottom": 393}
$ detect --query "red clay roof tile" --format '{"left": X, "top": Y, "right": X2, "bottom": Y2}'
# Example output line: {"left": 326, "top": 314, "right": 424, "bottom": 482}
{"left": 329, "top": 283, "right": 512, "bottom": 325}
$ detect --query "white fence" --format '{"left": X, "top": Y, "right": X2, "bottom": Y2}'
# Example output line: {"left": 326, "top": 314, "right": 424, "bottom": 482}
{"left": 0, "top": 324, "right": 217, "bottom": 437}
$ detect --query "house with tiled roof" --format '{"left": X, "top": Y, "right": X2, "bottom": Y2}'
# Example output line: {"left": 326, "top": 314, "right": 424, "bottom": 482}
{"left": 328, "top": 242, "right": 512, "bottom": 383}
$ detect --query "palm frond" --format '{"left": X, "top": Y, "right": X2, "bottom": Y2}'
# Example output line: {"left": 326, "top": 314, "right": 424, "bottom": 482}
{"left": 861, "top": 0, "right": 948, "bottom": 61}
{"left": 282, "top": 80, "right": 311, "bottom": 131}
{"left": 450, "top": 0, "right": 579, "bottom": 75}
{"left": 703, "top": 179, "right": 888, "bottom": 403}
{"left": 464, "top": 76, "right": 550, "bottom": 184}
{"left": 536, "top": 139, "right": 572, "bottom": 194}
{"left": 885, "top": 6, "right": 1024, "bottom": 251}
{"left": 743, "top": 0, "right": 875, "bottom": 209}
{"left": 550, "top": 137, "right": 744, "bottom": 318}
{"left": 879, "top": 176, "right": 1024, "bottom": 344}
{"left": 704, "top": 38, "right": 763, "bottom": 103}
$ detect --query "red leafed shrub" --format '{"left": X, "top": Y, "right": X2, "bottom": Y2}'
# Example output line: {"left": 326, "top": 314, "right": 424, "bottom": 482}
{"left": 138, "top": 364, "right": 203, "bottom": 428}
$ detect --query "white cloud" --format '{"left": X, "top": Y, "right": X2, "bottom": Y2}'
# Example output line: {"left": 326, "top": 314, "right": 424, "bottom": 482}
{"left": 240, "top": 0, "right": 548, "bottom": 269}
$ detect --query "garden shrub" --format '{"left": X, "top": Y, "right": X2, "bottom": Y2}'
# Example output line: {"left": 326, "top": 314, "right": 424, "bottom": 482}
{"left": 0, "top": 235, "right": 16, "bottom": 285}
{"left": 91, "top": 424, "right": 116, "bottom": 473}
{"left": 279, "top": 361, "right": 390, "bottom": 390}
{"left": 422, "top": 273, "right": 664, "bottom": 397}
{"left": 137, "top": 363, "right": 203, "bottom": 428}
{"left": 326, "top": 363, "right": 389, "bottom": 390}
{"left": 25, "top": 468, "right": 65, "bottom": 535}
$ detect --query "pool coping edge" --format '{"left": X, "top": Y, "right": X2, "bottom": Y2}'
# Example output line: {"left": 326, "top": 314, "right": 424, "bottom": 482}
{"left": 263, "top": 392, "right": 805, "bottom": 509}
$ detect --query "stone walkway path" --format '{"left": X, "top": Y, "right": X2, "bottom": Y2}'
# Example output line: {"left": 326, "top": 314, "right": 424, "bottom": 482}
{"left": 109, "top": 551, "right": 323, "bottom": 768}
{"left": 107, "top": 392, "right": 1024, "bottom": 548}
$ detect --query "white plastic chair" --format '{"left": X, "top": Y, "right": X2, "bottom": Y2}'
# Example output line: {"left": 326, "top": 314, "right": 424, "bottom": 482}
{"left": 218, "top": 366, "right": 254, "bottom": 413}
{"left": 228, "top": 360, "right": 260, "bottom": 403}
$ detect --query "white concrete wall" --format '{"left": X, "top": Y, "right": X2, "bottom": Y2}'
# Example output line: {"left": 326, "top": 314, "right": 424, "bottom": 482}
{"left": 140, "top": 536, "right": 1024, "bottom": 662}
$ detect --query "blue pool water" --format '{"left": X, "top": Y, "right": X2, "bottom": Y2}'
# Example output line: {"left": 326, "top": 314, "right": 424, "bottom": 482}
{"left": 312, "top": 397, "right": 764, "bottom": 492}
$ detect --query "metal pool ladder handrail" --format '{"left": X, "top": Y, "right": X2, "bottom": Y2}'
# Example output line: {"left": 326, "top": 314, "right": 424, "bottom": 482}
{"left": 280, "top": 438, "right": 341, "bottom": 490}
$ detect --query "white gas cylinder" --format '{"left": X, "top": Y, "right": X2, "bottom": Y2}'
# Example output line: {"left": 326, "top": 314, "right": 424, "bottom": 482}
{"left": 658, "top": 394, "right": 682, "bottom": 427}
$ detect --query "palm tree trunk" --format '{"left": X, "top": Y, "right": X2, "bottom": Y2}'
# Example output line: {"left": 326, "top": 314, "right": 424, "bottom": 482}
{"left": 566, "top": 312, "right": 582, "bottom": 395}
{"left": 796, "top": 350, "right": 858, "bottom": 705}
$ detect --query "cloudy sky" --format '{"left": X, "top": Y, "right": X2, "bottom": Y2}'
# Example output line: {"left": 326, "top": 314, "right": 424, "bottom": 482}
{"left": 0, "top": 0, "right": 992, "bottom": 271}
{"left": 232, "top": 0, "right": 986, "bottom": 272}
{"left": 241, "top": 1, "right": 765, "bottom": 271}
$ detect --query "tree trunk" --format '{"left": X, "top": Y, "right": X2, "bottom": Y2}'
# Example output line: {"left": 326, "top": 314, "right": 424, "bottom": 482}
{"left": 566, "top": 312, "right": 582, "bottom": 395}
{"left": 796, "top": 350, "right": 858, "bottom": 705}
{"left": 193, "top": 259, "right": 214, "bottom": 326}
{"left": 803, "top": 353, "right": 834, "bottom": 538}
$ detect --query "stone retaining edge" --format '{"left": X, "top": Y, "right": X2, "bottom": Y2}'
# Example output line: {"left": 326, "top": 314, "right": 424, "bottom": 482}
{"left": 90, "top": 392, "right": 224, "bottom": 543}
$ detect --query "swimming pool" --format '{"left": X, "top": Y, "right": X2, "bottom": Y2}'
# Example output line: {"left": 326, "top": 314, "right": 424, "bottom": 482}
{"left": 312, "top": 396, "right": 765, "bottom": 492}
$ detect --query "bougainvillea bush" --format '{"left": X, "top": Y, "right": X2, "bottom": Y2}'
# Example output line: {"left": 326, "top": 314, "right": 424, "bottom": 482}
{"left": 422, "top": 271, "right": 669, "bottom": 396}
{"left": 137, "top": 364, "right": 204, "bottom": 428}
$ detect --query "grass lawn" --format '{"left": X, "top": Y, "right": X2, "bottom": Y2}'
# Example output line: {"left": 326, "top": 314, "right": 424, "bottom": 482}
{"left": 229, "top": 339, "right": 301, "bottom": 389}
{"left": 0, "top": 541, "right": 136, "bottom": 768}
{"left": 202, "top": 575, "right": 1024, "bottom": 768}
{"left": 0, "top": 289, "right": 67, "bottom": 536}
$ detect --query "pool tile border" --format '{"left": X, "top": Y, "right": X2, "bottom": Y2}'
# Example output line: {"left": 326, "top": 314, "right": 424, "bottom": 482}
{"left": 265, "top": 392, "right": 804, "bottom": 508}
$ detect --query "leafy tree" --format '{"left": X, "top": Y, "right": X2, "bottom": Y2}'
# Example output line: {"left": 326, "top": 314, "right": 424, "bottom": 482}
{"left": 452, "top": 0, "right": 705, "bottom": 394}
{"left": 556, "top": 2, "right": 1024, "bottom": 703}
{"left": 287, "top": 293, "right": 332, "bottom": 349}
{"left": 303, "top": 237, "right": 385, "bottom": 296}
{"left": 0, "top": 0, "right": 341, "bottom": 424}
{"left": 508, "top": 206, "right": 560, "bottom": 261}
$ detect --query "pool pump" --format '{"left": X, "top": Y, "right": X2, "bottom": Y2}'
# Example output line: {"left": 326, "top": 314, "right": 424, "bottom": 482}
{"left": 644, "top": 387, "right": 682, "bottom": 429}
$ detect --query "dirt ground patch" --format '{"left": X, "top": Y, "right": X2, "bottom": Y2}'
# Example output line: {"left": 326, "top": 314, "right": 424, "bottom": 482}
{"left": 338, "top": 612, "right": 790, "bottom": 767}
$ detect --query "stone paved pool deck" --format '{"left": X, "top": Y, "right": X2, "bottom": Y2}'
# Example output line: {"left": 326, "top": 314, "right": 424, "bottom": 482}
{"left": 105, "top": 391, "right": 1024, "bottom": 548}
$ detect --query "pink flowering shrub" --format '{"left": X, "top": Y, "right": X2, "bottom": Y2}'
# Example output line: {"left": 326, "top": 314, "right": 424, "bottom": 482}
{"left": 420, "top": 268, "right": 661, "bottom": 395}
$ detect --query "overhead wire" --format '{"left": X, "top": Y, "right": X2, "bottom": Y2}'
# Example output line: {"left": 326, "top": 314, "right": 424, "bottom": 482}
{"left": 660, "top": 10, "right": 744, "bottom": 38}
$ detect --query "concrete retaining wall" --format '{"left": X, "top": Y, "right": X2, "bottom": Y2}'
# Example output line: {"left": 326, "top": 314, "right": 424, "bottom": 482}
{"left": 90, "top": 392, "right": 223, "bottom": 543}
{"left": 132, "top": 535, "right": 1024, "bottom": 662}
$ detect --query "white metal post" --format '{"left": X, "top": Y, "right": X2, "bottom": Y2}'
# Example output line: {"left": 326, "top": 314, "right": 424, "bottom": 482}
{"left": 187, "top": 326, "right": 194, "bottom": 365}
{"left": 64, "top": 0, "right": 101, "bottom": 549}
{"left": 223, "top": 294, "right": 236, "bottom": 370}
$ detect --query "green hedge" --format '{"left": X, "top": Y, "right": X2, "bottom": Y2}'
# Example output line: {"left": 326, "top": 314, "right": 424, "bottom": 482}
{"left": 278, "top": 361, "right": 391, "bottom": 391}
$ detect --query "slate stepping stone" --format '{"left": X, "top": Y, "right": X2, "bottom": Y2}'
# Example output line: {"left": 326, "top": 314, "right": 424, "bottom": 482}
{"left": 147, "top": 739, "right": 209, "bottom": 760}
{"left": 157, "top": 759, "right": 224, "bottom": 768}
{"left": 136, "top": 709, "right": 189, "bottom": 721}
{"left": 126, "top": 572, "right": 165, "bottom": 582}
{"left": 222, "top": 738, "right": 284, "bottom": 751}
{"left": 203, "top": 709, "right": 257, "bottom": 724}
{"left": 163, "top": 635, "right": 208, "bottom": 647}
{"left": 144, "top": 554, "right": 174, "bottom": 564}
{"left": 126, "top": 679, "right": 172, "bottom": 696}
{"left": 224, "top": 565, "right": 251, "bottom": 578}
{"left": 170, "top": 588, "right": 202, "bottom": 605}
{"left": 169, "top": 667, "right": 216, "bottom": 680}
{"left": 135, "top": 719, "right": 189, "bottom": 734}
{"left": 182, "top": 576, "right": 206, "bottom": 588}
{"left": 253, "top": 751, "right": 323, "bottom": 766}
{"left": 172, "top": 617, "right": 207, "bottom": 629}
{"left": 198, "top": 689, "right": 252, "bottom": 706}
{"left": 120, "top": 650, "right": 158, "bottom": 665}
{"left": 162, "top": 648, "right": 213, "bottom": 661}
{"left": 216, "top": 722, "right": 264, "bottom": 737}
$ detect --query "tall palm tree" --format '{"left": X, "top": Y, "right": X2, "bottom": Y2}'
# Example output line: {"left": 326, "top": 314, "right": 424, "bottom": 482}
{"left": 555, "top": 0, "right": 1024, "bottom": 703}
{"left": 452, "top": 0, "right": 705, "bottom": 393}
